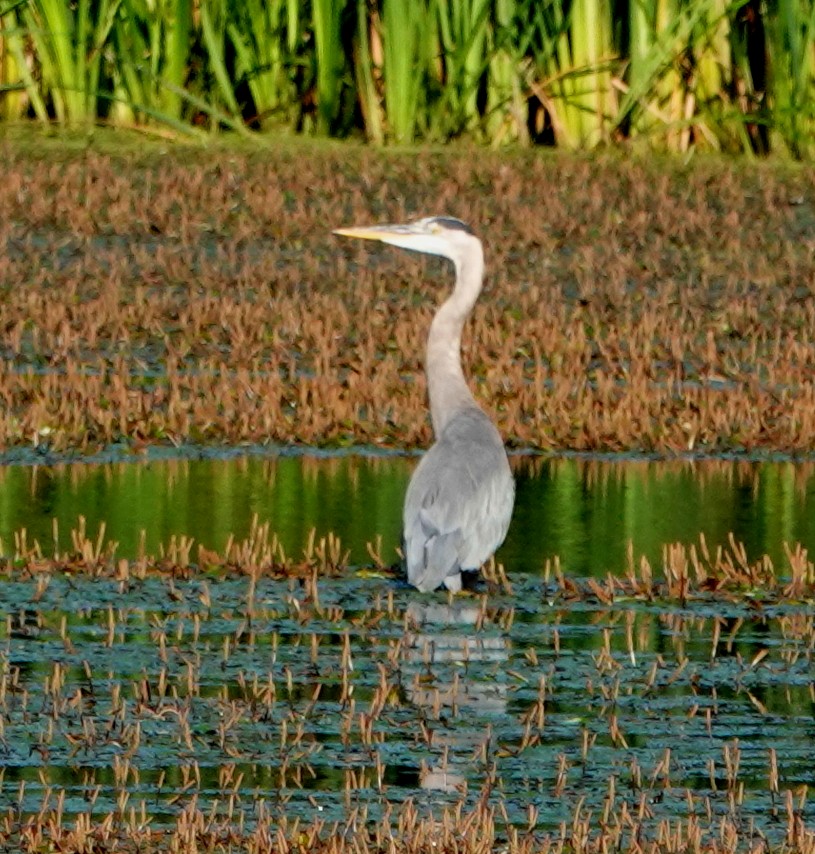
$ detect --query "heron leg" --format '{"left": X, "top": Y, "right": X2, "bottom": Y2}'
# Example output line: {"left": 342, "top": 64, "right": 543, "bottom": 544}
{"left": 443, "top": 572, "right": 462, "bottom": 593}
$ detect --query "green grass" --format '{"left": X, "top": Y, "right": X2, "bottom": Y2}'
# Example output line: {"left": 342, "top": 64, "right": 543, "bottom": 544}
{"left": 1, "top": 0, "right": 814, "bottom": 155}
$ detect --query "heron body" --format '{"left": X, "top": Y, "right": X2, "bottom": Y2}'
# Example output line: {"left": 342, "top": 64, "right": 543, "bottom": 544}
{"left": 333, "top": 216, "right": 514, "bottom": 592}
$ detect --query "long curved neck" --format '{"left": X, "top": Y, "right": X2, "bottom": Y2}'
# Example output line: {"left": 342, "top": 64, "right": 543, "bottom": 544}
{"left": 425, "top": 243, "right": 485, "bottom": 436}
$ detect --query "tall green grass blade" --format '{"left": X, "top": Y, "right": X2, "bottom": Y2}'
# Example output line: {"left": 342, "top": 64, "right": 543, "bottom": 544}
{"left": 285, "top": 0, "right": 299, "bottom": 53}
{"left": 200, "top": 0, "right": 245, "bottom": 130}
{"left": 99, "top": 87, "right": 206, "bottom": 136}
{"left": 87, "top": 0, "right": 120, "bottom": 120}
{"left": 767, "top": 0, "right": 815, "bottom": 157}
{"left": 77, "top": 0, "right": 89, "bottom": 96}
{"left": 382, "top": 0, "right": 426, "bottom": 142}
{"left": 110, "top": 0, "right": 150, "bottom": 123}
{"left": 227, "top": 19, "right": 268, "bottom": 119}
{"left": 163, "top": 82, "right": 249, "bottom": 134}
{"left": 352, "top": 0, "right": 384, "bottom": 143}
{"left": 485, "top": 0, "right": 528, "bottom": 144}
{"left": 163, "top": 0, "right": 192, "bottom": 120}
{"left": 23, "top": 0, "right": 76, "bottom": 123}
{"left": 0, "top": 11, "right": 48, "bottom": 120}
{"left": 568, "top": 0, "right": 615, "bottom": 145}
{"left": 312, "top": 0, "right": 345, "bottom": 133}
{"left": 0, "top": 0, "right": 27, "bottom": 14}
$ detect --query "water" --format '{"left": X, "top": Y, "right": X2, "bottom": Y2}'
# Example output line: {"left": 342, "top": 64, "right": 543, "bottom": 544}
{"left": 0, "top": 453, "right": 814, "bottom": 845}
{"left": 1, "top": 454, "right": 814, "bottom": 575}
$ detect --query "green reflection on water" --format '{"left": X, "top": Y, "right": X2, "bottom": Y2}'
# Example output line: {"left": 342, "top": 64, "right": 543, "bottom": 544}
{"left": 0, "top": 456, "right": 813, "bottom": 575}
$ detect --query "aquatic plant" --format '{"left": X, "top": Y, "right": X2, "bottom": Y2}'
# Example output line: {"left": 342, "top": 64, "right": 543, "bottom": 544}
{"left": 1, "top": 0, "right": 815, "bottom": 153}
{"left": 0, "top": 140, "right": 814, "bottom": 456}
{"left": 0, "top": 518, "right": 813, "bottom": 852}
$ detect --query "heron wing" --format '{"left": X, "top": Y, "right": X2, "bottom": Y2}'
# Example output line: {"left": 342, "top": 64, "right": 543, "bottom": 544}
{"left": 404, "top": 409, "right": 514, "bottom": 592}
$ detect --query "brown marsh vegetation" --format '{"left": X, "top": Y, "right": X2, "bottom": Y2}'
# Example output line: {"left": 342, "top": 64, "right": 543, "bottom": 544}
{"left": 1, "top": 136, "right": 814, "bottom": 455}
{"left": 1, "top": 520, "right": 814, "bottom": 853}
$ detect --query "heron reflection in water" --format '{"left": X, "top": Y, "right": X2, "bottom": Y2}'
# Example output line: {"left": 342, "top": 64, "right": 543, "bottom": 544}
{"left": 401, "top": 600, "right": 510, "bottom": 793}
{"left": 334, "top": 217, "right": 514, "bottom": 593}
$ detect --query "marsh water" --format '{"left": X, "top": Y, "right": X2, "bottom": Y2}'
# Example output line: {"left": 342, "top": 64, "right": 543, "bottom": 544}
{"left": 2, "top": 453, "right": 815, "bottom": 576}
{"left": 1, "top": 453, "right": 814, "bottom": 844}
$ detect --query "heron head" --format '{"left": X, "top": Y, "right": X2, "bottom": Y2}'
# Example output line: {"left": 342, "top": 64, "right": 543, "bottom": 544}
{"left": 333, "top": 216, "right": 480, "bottom": 268}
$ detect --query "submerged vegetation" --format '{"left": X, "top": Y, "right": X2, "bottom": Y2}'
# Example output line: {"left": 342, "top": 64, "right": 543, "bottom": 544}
{"left": 1, "top": 514, "right": 814, "bottom": 853}
{"left": 1, "top": 0, "right": 815, "bottom": 154}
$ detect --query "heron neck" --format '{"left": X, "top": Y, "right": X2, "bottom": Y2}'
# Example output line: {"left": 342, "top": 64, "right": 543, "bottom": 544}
{"left": 426, "top": 248, "right": 484, "bottom": 436}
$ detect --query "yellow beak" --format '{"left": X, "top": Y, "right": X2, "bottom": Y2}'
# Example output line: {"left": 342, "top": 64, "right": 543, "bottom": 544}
{"left": 333, "top": 224, "right": 416, "bottom": 241}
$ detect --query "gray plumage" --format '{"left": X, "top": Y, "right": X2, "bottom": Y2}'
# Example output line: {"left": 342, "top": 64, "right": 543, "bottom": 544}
{"left": 333, "top": 216, "right": 515, "bottom": 592}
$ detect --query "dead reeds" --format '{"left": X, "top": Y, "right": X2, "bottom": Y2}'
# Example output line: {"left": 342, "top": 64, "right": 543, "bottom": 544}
{"left": 1, "top": 139, "right": 814, "bottom": 456}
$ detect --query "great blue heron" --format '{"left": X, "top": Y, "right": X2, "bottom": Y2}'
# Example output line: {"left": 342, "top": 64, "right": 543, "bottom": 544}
{"left": 334, "top": 216, "right": 515, "bottom": 593}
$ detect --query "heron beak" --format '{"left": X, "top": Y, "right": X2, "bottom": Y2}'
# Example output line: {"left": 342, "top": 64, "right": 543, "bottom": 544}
{"left": 333, "top": 223, "right": 444, "bottom": 257}
{"left": 333, "top": 224, "right": 415, "bottom": 241}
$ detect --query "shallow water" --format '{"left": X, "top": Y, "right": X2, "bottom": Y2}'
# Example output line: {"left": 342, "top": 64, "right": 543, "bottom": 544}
{"left": 1, "top": 454, "right": 814, "bottom": 575}
{"left": 0, "top": 454, "right": 814, "bottom": 844}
